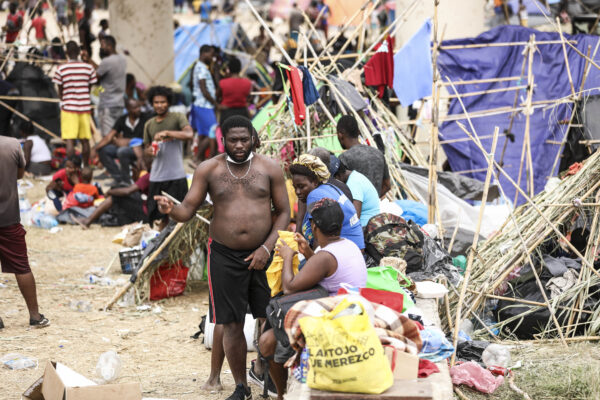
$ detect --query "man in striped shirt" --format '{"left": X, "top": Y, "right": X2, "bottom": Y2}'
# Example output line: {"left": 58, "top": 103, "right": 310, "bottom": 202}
{"left": 53, "top": 41, "right": 97, "bottom": 166}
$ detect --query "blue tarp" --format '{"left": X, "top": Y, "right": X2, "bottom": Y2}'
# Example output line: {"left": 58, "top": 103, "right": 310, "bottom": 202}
{"left": 438, "top": 25, "right": 600, "bottom": 204}
{"left": 393, "top": 19, "right": 433, "bottom": 106}
{"left": 173, "top": 21, "right": 236, "bottom": 81}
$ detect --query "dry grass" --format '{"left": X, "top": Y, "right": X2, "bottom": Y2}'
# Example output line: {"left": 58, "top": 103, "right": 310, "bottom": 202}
{"left": 457, "top": 342, "right": 600, "bottom": 400}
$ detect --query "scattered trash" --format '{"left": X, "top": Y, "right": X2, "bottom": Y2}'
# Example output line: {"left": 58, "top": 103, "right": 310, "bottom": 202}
{"left": 152, "top": 305, "right": 162, "bottom": 314}
{"left": 86, "top": 274, "right": 114, "bottom": 286}
{"left": 457, "top": 340, "right": 490, "bottom": 362}
{"left": 450, "top": 361, "right": 504, "bottom": 394}
{"left": 86, "top": 266, "right": 105, "bottom": 277}
{"left": 32, "top": 212, "right": 58, "bottom": 229}
{"left": 117, "top": 288, "right": 135, "bottom": 307}
{"left": 1, "top": 353, "right": 37, "bottom": 370}
{"left": 415, "top": 281, "right": 448, "bottom": 298}
{"left": 0, "top": 283, "right": 6, "bottom": 288}
{"left": 102, "top": 337, "right": 111, "bottom": 343}
{"left": 117, "top": 329, "right": 131, "bottom": 339}
{"left": 136, "top": 305, "right": 151, "bottom": 312}
{"left": 482, "top": 343, "right": 511, "bottom": 369}
{"left": 69, "top": 300, "right": 92, "bottom": 312}
{"left": 49, "top": 226, "right": 62, "bottom": 234}
{"left": 418, "top": 327, "right": 455, "bottom": 362}
{"left": 96, "top": 350, "right": 122, "bottom": 383}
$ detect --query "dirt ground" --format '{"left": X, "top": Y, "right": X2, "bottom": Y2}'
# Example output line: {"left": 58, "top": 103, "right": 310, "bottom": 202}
{"left": 3, "top": 178, "right": 600, "bottom": 400}
{"left": 0, "top": 177, "right": 250, "bottom": 400}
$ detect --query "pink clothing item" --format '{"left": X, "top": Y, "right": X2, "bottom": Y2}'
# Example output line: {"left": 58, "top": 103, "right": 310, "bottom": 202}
{"left": 450, "top": 361, "right": 504, "bottom": 394}
{"left": 317, "top": 238, "right": 367, "bottom": 296}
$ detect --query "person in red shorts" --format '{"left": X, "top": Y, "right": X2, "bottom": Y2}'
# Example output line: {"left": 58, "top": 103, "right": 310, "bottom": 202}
{"left": 0, "top": 135, "right": 49, "bottom": 330}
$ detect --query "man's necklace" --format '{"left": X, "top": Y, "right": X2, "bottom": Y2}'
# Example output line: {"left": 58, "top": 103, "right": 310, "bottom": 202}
{"left": 226, "top": 158, "right": 252, "bottom": 180}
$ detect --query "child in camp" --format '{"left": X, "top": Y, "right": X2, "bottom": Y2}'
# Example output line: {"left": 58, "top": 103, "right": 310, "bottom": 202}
{"left": 62, "top": 167, "right": 101, "bottom": 209}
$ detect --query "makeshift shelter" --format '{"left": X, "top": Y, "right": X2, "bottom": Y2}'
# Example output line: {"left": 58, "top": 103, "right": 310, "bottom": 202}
{"left": 437, "top": 25, "right": 600, "bottom": 205}
{"left": 174, "top": 20, "right": 259, "bottom": 105}
{"left": 448, "top": 149, "right": 600, "bottom": 341}
{"left": 6, "top": 61, "right": 60, "bottom": 139}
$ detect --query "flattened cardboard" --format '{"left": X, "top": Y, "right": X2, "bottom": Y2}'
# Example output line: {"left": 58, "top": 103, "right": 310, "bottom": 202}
{"left": 384, "top": 347, "right": 419, "bottom": 380}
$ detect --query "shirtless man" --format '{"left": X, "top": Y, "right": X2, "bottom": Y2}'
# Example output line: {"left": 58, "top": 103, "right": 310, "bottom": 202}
{"left": 154, "top": 115, "right": 290, "bottom": 400}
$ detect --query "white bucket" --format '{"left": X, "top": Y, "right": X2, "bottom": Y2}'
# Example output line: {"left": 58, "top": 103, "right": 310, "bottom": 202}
{"left": 204, "top": 314, "right": 258, "bottom": 352}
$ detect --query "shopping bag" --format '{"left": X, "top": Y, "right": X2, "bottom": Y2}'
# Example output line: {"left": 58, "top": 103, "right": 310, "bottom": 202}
{"left": 299, "top": 299, "right": 393, "bottom": 394}
{"left": 338, "top": 287, "right": 404, "bottom": 314}
{"left": 366, "top": 266, "right": 415, "bottom": 311}
{"left": 266, "top": 231, "right": 299, "bottom": 296}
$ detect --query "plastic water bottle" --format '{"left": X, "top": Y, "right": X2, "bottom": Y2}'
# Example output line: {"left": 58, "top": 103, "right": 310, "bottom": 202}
{"left": 96, "top": 350, "right": 122, "bottom": 383}
{"left": 33, "top": 213, "right": 58, "bottom": 229}
{"left": 482, "top": 344, "right": 511, "bottom": 368}
{"left": 1, "top": 353, "right": 37, "bottom": 370}
{"left": 19, "top": 192, "right": 32, "bottom": 226}
{"left": 299, "top": 347, "right": 310, "bottom": 383}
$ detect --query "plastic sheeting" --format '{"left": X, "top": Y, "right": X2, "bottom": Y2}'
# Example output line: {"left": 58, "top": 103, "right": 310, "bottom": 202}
{"left": 174, "top": 21, "right": 236, "bottom": 81}
{"left": 438, "top": 25, "right": 600, "bottom": 204}
{"left": 399, "top": 163, "right": 500, "bottom": 201}
{"left": 401, "top": 169, "right": 494, "bottom": 236}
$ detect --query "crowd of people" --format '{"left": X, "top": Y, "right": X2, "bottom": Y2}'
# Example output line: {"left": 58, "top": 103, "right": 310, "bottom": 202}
{"left": 1, "top": 2, "right": 397, "bottom": 399}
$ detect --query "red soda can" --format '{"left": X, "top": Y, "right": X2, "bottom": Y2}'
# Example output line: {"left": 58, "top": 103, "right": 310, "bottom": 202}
{"left": 151, "top": 141, "right": 159, "bottom": 155}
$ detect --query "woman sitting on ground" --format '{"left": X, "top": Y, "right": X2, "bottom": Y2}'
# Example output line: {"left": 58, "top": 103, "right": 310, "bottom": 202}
{"left": 257, "top": 198, "right": 367, "bottom": 399}
{"left": 289, "top": 154, "right": 364, "bottom": 251}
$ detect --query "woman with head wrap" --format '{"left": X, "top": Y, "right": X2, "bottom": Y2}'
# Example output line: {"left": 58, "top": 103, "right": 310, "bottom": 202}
{"left": 289, "top": 154, "right": 364, "bottom": 250}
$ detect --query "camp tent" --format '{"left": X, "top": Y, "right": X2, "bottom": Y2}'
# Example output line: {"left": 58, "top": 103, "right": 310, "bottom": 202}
{"left": 437, "top": 25, "right": 600, "bottom": 204}
{"left": 174, "top": 20, "right": 254, "bottom": 104}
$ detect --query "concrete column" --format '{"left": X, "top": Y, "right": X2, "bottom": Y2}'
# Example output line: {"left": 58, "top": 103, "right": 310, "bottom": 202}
{"left": 108, "top": 0, "right": 175, "bottom": 85}
{"left": 395, "top": 0, "right": 485, "bottom": 47}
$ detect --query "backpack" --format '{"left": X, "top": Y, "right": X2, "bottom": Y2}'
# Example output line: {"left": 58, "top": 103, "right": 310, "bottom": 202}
{"left": 266, "top": 285, "right": 329, "bottom": 347}
{"left": 364, "top": 213, "right": 424, "bottom": 272}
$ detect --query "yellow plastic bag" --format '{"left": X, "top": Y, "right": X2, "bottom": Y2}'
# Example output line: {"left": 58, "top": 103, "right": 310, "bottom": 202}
{"left": 298, "top": 299, "right": 394, "bottom": 394}
{"left": 266, "top": 231, "right": 299, "bottom": 296}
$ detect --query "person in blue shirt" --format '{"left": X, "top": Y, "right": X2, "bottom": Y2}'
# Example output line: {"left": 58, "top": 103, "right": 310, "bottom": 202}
{"left": 334, "top": 158, "right": 381, "bottom": 227}
{"left": 290, "top": 154, "right": 364, "bottom": 250}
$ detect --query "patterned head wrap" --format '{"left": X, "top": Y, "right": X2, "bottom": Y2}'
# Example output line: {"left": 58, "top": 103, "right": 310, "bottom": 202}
{"left": 292, "top": 154, "right": 331, "bottom": 183}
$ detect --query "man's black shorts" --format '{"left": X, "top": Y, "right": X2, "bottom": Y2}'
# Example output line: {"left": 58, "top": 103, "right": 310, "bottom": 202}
{"left": 147, "top": 178, "right": 188, "bottom": 224}
{"left": 207, "top": 239, "right": 271, "bottom": 324}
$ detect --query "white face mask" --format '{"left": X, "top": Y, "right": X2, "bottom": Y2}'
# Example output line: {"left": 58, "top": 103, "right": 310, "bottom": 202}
{"left": 226, "top": 152, "right": 254, "bottom": 164}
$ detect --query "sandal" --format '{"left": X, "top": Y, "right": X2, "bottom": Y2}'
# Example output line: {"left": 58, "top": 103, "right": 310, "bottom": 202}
{"left": 29, "top": 314, "right": 50, "bottom": 328}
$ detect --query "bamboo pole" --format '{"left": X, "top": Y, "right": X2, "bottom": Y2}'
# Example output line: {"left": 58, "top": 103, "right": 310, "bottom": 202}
{"left": 440, "top": 76, "right": 522, "bottom": 86}
{"left": 457, "top": 122, "right": 569, "bottom": 347}
{"left": 242, "top": 0, "right": 337, "bottom": 126}
{"left": 428, "top": 0, "right": 440, "bottom": 225}
{"left": 307, "top": 0, "right": 379, "bottom": 72}
{"left": 450, "top": 127, "right": 500, "bottom": 366}
{"left": 346, "top": 0, "right": 420, "bottom": 73}
{"left": 514, "top": 36, "right": 536, "bottom": 205}
{"left": 0, "top": 100, "right": 60, "bottom": 139}
{"left": 445, "top": 77, "right": 600, "bottom": 335}
{"left": 439, "top": 39, "right": 577, "bottom": 50}
{"left": 549, "top": 41, "right": 599, "bottom": 178}
{"left": 557, "top": 17, "right": 577, "bottom": 98}
{"left": 104, "top": 222, "right": 185, "bottom": 310}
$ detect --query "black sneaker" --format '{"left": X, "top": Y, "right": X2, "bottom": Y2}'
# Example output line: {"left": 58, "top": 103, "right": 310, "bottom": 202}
{"left": 226, "top": 383, "right": 251, "bottom": 400}
{"left": 94, "top": 172, "right": 111, "bottom": 180}
{"left": 29, "top": 314, "right": 50, "bottom": 328}
{"left": 0, "top": 317, "right": 4, "bottom": 329}
{"left": 248, "top": 360, "right": 277, "bottom": 397}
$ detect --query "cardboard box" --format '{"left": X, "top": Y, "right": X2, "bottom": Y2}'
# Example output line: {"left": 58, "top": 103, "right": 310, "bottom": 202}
{"left": 384, "top": 346, "right": 419, "bottom": 380}
{"left": 22, "top": 361, "right": 142, "bottom": 400}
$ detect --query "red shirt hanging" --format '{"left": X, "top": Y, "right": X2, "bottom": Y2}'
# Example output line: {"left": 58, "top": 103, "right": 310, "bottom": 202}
{"left": 364, "top": 36, "right": 395, "bottom": 98}
{"left": 286, "top": 66, "right": 306, "bottom": 126}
